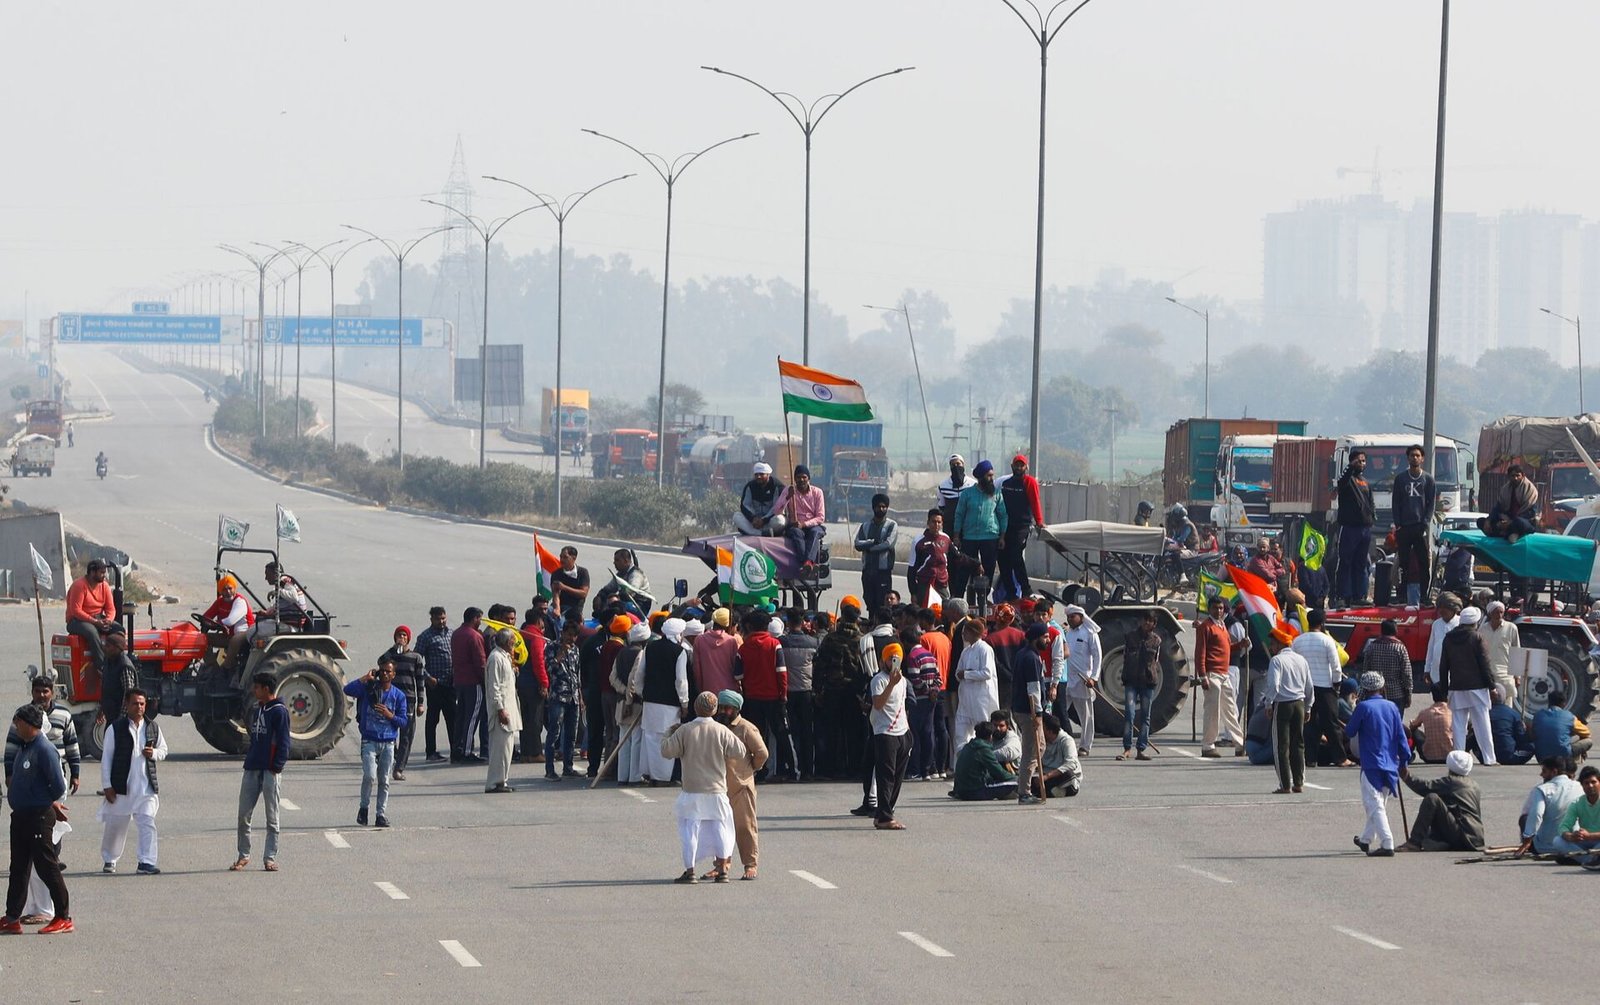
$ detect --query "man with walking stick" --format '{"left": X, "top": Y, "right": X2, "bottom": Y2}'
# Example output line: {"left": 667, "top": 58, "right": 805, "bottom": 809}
{"left": 1345, "top": 671, "right": 1409, "bottom": 857}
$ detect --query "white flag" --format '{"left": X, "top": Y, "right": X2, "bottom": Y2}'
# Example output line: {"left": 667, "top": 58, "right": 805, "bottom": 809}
{"left": 276, "top": 505, "right": 301, "bottom": 543}
{"left": 28, "top": 543, "right": 52, "bottom": 591}
{"left": 218, "top": 514, "right": 250, "bottom": 549}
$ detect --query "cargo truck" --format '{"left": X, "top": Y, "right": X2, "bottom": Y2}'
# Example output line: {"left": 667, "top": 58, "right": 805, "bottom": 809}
{"left": 9, "top": 433, "right": 56, "bottom": 477}
{"left": 1163, "top": 418, "right": 1307, "bottom": 545}
{"left": 24, "top": 400, "right": 62, "bottom": 445}
{"left": 807, "top": 421, "right": 889, "bottom": 521}
{"left": 1479, "top": 416, "right": 1600, "bottom": 530}
{"left": 539, "top": 388, "right": 590, "bottom": 455}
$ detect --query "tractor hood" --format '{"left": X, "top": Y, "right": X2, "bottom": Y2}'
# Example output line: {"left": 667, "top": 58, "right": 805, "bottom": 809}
{"left": 130, "top": 622, "right": 209, "bottom": 663}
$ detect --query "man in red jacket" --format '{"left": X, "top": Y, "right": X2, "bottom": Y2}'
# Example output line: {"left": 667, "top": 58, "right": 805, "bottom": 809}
{"left": 997, "top": 456, "right": 1044, "bottom": 603}
{"left": 735, "top": 611, "right": 789, "bottom": 783}
{"left": 517, "top": 611, "right": 549, "bottom": 764}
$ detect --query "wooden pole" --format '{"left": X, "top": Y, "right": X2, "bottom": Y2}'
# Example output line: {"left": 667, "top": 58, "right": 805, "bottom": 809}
{"left": 588, "top": 715, "right": 641, "bottom": 789}
{"left": 1397, "top": 782, "right": 1411, "bottom": 842}
{"left": 31, "top": 573, "right": 47, "bottom": 675}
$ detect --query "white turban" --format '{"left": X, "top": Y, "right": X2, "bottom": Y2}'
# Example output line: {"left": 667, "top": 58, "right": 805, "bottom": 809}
{"left": 1063, "top": 604, "right": 1100, "bottom": 633}
{"left": 1446, "top": 750, "right": 1474, "bottom": 776}
{"left": 1457, "top": 606, "right": 1482, "bottom": 627}
{"left": 768, "top": 617, "right": 784, "bottom": 636}
{"left": 1486, "top": 600, "right": 1505, "bottom": 616}
{"left": 627, "top": 623, "right": 651, "bottom": 644}
{"left": 682, "top": 620, "right": 705, "bottom": 638}
{"left": 661, "top": 617, "right": 686, "bottom": 643}
{"left": 752, "top": 462, "right": 773, "bottom": 475}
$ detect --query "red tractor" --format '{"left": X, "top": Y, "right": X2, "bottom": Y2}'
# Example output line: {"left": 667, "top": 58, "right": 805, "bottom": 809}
{"left": 51, "top": 547, "right": 351, "bottom": 760}
{"left": 1323, "top": 529, "right": 1600, "bottom": 722}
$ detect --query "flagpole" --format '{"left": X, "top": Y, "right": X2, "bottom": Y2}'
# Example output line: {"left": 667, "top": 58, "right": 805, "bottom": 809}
{"left": 31, "top": 571, "right": 47, "bottom": 676}
{"left": 778, "top": 357, "right": 799, "bottom": 530}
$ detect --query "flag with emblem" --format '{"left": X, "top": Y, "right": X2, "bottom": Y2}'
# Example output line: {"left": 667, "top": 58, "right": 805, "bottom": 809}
{"left": 1197, "top": 568, "right": 1237, "bottom": 608}
{"left": 218, "top": 514, "right": 249, "bottom": 549}
{"left": 1298, "top": 521, "right": 1328, "bottom": 571}
{"left": 730, "top": 538, "right": 778, "bottom": 605}
{"left": 533, "top": 534, "right": 562, "bottom": 600}
{"left": 275, "top": 505, "right": 300, "bottom": 543}
{"left": 778, "top": 358, "right": 874, "bottom": 421}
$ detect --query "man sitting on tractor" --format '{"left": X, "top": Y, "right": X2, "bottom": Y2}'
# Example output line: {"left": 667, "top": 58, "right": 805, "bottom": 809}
{"left": 65, "top": 558, "right": 116, "bottom": 678}
{"left": 228, "top": 563, "right": 308, "bottom": 673}
{"left": 207, "top": 576, "right": 254, "bottom": 671}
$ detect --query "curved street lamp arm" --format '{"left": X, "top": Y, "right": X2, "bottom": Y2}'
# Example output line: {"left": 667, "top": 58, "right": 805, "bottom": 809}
{"left": 668, "top": 131, "right": 759, "bottom": 181}
{"left": 486, "top": 173, "right": 637, "bottom": 223}
{"left": 1165, "top": 295, "right": 1205, "bottom": 321}
{"left": 582, "top": 129, "right": 672, "bottom": 185}
{"left": 559, "top": 172, "right": 635, "bottom": 219}
{"left": 339, "top": 224, "right": 402, "bottom": 261}
{"left": 286, "top": 237, "right": 347, "bottom": 271}
{"left": 485, "top": 201, "right": 552, "bottom": 242}
{"left": 1044, "top": 0, "right": 1095, "bottom": 45}
{"left": 398, "top": 223, "right": 459, "bottom": 261}
{"left": 1000, "top": 0, "right": 1046, "bottom": 39}
{"left": 810, "top": 66, "right": 915, "bottom": 131}
{"left": 421, "top": 199, "right": 489, "bottom": 242}
{"left": 702, "top": 66, "right": 808, "bottom": 133}
{"left": 329, "top": 235, "right": 379, "bottom": 270}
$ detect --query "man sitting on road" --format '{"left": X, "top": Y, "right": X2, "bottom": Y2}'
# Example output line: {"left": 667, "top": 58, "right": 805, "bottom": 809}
{"left": 1516, "top": 756, "right": 1581, "bottom": 859}
{"left": 1485, "top": 686, "right": 1535, "bottom": 766}
{"left": 1554, "top": 764, "right": 1600, "bottom": 865}
{"left": 1399, "top": 750, "right": 1485, "bottom": 853}
{"left": 949, "top": 720, "right": 1016, "bottom": 801}
{"left": 1533, "top": 690, "right": 1593, "bottom": 763}
{"left": 1409, "top": 687, "right": 1455, "bottom": 765}
{"left": 988, "top": 710, "right": 1020, "bottom": 771}
{"left": 734, "top": 463, "right": 786, "bottom": 537}
{"left": 1036, "top": 712, "right": 1081, "bottom": 798}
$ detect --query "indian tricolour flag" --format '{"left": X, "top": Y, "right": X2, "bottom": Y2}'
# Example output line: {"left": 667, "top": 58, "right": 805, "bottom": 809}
{"left": 1226, "top": 563, "right": 1298, "bottom": 646}
{"left": 533, "top": 534, "right": 562, "bottom": 600}
{"left": 778, "top": 358, "right": 874, "bottom": 421}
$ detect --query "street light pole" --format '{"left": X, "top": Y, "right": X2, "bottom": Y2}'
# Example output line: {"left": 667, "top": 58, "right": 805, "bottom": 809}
{"left": 340, "top": 224, "right": 456, "bottom": 472}
{"left": 864, "top": 303, "right": 938, "bottom": 467}
{"left": 421, "top": 200, "right": 548, "bottom": 471}
{"left": 296, "top": 238, "right": 377, "bottom": 452}
{"left": 256, "top": 241, "right": 342, "bottom": 438}
{"left": 1104, "top": 406, "right": 1120, "bottom": 484}
{"left": 1420, "top": 0, "right": 1451, "bottom": 489}
{"left": 1541, "top": 307, "right": 1584, "bottom": 413}
{"left": 1001, "top": 0, "right": 1095, "bottom": 481}
{"left": 219, "top": 243, "right": 292, "bottom": 436}
{"left": 582, "top": 128, "right": 757, "bottom": 487}
{"left": 1164, "top": 296, "right": 1211, "bottom": 418}
{"left": 483, "top": 172, "right": 634, "bottom": 516}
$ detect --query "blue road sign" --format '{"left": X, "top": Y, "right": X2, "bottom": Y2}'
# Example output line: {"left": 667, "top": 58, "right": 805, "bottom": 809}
{"left": 263, "top": 316, "right": 444, "bottom": 348}
{"left": 57, "top": 313, "right": 242, "bottom": 345}
{"left": 132, "top": 301, "right": 170, "bottom": 314}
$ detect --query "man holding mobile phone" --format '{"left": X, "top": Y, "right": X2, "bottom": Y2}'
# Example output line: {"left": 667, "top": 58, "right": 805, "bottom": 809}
{"left": 868, "top": 644, "right": 911, "bottom": 831}
{"left": 342, "top": 661, "right": 408, "bottom": 828}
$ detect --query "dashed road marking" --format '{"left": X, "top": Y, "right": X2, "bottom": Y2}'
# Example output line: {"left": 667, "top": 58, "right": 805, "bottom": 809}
{"left": 1333, "top": 926, "right": 1400, "bottom": 951}
{"left": 1302, "top": 782, "right": 1332, "bottom": 790}
{"left": 898, "top": 932, "right": 953, "bottom": 958}
{"left": 790, "top": 870, "right": 837, "bottom": 890}
{"left": 374, "top": 881, "right": 409, "bottom": 900}
{"left": 439, "top": 940, "right": 482, "bottom": 967}
{"left": 1176, "top": 864, "right": 1233, "bottom": 884}
{"left": 280, "top": 798, "right": 300, "bottom": 811}
{"left": 324, "top": 830, "right": 350, "bottom": 849}
{"left": 1168, "top": 747, "right": 1201, "bottom": 759}
{"left": 620, "top": 788, "right": 655, "bottom": 803}
{"left": 1052, "top": 814, "right": 1091, "bottom": 833}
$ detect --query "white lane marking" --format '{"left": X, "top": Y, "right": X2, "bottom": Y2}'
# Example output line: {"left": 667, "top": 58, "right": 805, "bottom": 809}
{"left": 1176, "top": 864, "right": 1234, "bottom": 884}
{"left": 80, "top": 373, "right": 113, "bottom": 412}
{"left": 1168, "top": 747, "right": 1201, "bottom": 759}
{"left": 280, "top": 798, "right": 300, "bottom": 811}
{"left": 1333, "top": 926, "right": 1400, "bottom": 951}
{"left": 439, "top": 940, "right": 482, "bottom": 968}
{"left": 790, "top": 870, "right": 837, "bottom": 890}
{"left": 620, "top": 788, "right": 655, "bottom": 803}
{"left": 374, "top": 881, "right": 409, "bottom": 900}
{"left": 1302, "top": 782, "right": 1332, "bottom": 790}
{"left": 324, "top": 830, "right": 350, "bottom": 849}
{"left": 1052, "top": 814, "right": 1091, "bottom": 833}
{"left": 898, "top": 932, "right": 954, "bottom": 958}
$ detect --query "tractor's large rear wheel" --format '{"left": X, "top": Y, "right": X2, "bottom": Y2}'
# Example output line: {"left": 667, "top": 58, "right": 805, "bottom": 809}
{"left": 1092, "top": 609, "right": 1191, "bottom": 739}
{"left": 73, "top": 711, "right": 106, "bottom": 760}
{"left": 192, "top": 704, "right": 251, "bottom": 756}
{"left": 1516, "top": 626, "right": 1597, "bottom": 722}
{"left": 261, "top": 649, "right": 348, "bottom": 759}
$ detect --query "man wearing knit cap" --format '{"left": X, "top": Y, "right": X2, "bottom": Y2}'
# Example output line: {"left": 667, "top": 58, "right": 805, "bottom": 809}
{"left": 715, "top": 690, "right": 767, "bottom": 880}
{"left": 854, "top": 492, "right": 899, "bottom": 615}
{"left": 630, "top": 617, "right": 690, "bottom": 785}
{"left": 1345, "top": 671, "right": 1409, "bottom": 856}
{"left": 661, "top": 692, "right": 747, "bottom": 883}
{"left": 735, "top": 462, "right": 787, "bottom": 536}
{"left": 693, "top": 608, "right": 741, "bottom": 696}
{"left": 1400, "top": 749, "right": 1486, "bottom": 852}
{"left": 379, "top": 626, "right": 426, "bottom": 779}
{"left": 951, "top": 459, "right": 1007, "bottom": 602}
{"left": 936, "top": 453, "right": 975, "bottom": 533}
{"left": 996, "top": 454, "right": 1043, "bottom": 602}
{"left": 772, "top": 465, "right": 827, "bottom": 569}
{"left": 868, "top": 642, "right": 911, "bottom": 830}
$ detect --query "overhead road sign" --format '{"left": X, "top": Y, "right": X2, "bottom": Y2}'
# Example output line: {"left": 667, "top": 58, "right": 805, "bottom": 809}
{"left": 56, "top": 313, "right": 243, "bottom": 345}
{"left": 263, "top": 316, "right": 447, "bottom": 348}
{"left": 132, "top": 301, "right": 169, "bottom": 314}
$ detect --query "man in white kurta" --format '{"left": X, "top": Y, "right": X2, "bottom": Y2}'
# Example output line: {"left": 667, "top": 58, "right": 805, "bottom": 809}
{"left": 612, "top": 624, "right": 651, "bottom": 784}
{"left": 660, "top": 692, "right": 747, "bottom": 883}
{"left": 1479, "top": 600, "right": 1521, "bottom": 706}
{"left": 630, "top": 618, "right": 690, "bottom": 784}
{"left": 484, "top": 628, "right": 522, "bottom": 793}
{"left": 951, "top": 619, "right": 999, "bottom": 766}
{"left": 1062, "top": 605, "right": 1104, "bottom": 753}
{"left": 98, "top": 691, "right": 168, "bottom": 874}
{"left": 1423, "top": 594, "right": 1461, "bottom": 686}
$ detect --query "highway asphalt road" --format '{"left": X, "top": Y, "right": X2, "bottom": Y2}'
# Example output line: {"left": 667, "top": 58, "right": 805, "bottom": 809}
{"left": 0, "top": 349, "right": 1582, "bottom": 1001}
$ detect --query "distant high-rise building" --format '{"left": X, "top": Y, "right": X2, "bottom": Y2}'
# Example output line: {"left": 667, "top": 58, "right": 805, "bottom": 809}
{"left": 1498, "top": 209, "right": 1582, "bottom": 363}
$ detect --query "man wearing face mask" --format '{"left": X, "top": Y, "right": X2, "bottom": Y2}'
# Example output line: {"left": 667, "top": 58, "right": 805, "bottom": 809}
{"left": 951, "top": 459, "right": 1008, "bottom": 602}
{"left": 715, "top": 690, "right": 767, "bottom": 881}
{"left": 936, "top": 454, "right": 975, "bottom": 534}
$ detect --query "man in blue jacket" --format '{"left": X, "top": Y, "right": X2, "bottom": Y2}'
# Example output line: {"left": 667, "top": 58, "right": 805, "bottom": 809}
{"left": 234, "top": 673, "right": 290, "bottom": 871}
{"left": 2, "top": 703, "right": 72, "bottom": 934}
{"left": 951, "top": 459, "right": 1008, "bottom": 602}
{"left": 344, "top": 661, "right": 409, "bottom": 828}
{"left": 1345, "top": 671, "right": 1410, "bottom": 857}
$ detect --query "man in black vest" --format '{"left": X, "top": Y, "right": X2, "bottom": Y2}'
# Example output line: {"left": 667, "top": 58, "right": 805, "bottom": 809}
{"left": 98, "top": 689, "right": 167, "bottom": 875}
{"left": 634, "top": 620, "right": 689, "bottom": 786}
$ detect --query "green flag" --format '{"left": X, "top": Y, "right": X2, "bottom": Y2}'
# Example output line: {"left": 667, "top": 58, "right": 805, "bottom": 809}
{"left": 1298, "top": 522, "right": 1328, "bottom": 571}
{"left": 1197, "top": 568, "right": 1238, "bottom": 607}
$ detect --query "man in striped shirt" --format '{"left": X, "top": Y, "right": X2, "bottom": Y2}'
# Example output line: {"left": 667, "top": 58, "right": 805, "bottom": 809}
{"left": 5, "top": 673, "right": 81, "bottom": 795}
{"left": 1359, "top": 620, "right": 1413, "bottom": 712}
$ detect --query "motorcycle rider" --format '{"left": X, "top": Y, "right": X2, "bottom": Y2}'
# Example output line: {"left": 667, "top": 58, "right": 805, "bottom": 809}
{"left": 94, "top": 452, "right": 107, "bottom": 478}
{"left": 1133, "top": 500, "right": 1154, "bottom": 527}
{"left": 734, "top": 463, "right": 787, "bottom": 537}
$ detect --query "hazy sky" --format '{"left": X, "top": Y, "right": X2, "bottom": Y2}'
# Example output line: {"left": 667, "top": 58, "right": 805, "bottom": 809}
{"left": 3, "top": 0, "right": 1597, "bottom": 353}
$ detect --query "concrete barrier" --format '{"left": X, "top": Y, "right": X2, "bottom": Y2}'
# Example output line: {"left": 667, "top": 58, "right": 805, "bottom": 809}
{"left": 0, "top": 510, "right": 67, "bottom": 600}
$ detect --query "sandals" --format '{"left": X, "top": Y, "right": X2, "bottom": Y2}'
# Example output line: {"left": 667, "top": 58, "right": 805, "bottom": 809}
{"left": 230, "top": 857, "right": 250, "bottom": 871}
{"left": 263, "top": 859, "right": 278, "bottom": 872}
{"left": 1116, "top": 751, "right": 1131, "bottom": 761}
{"left": 674, "top": 869, "right": 698, "bottom": 884}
